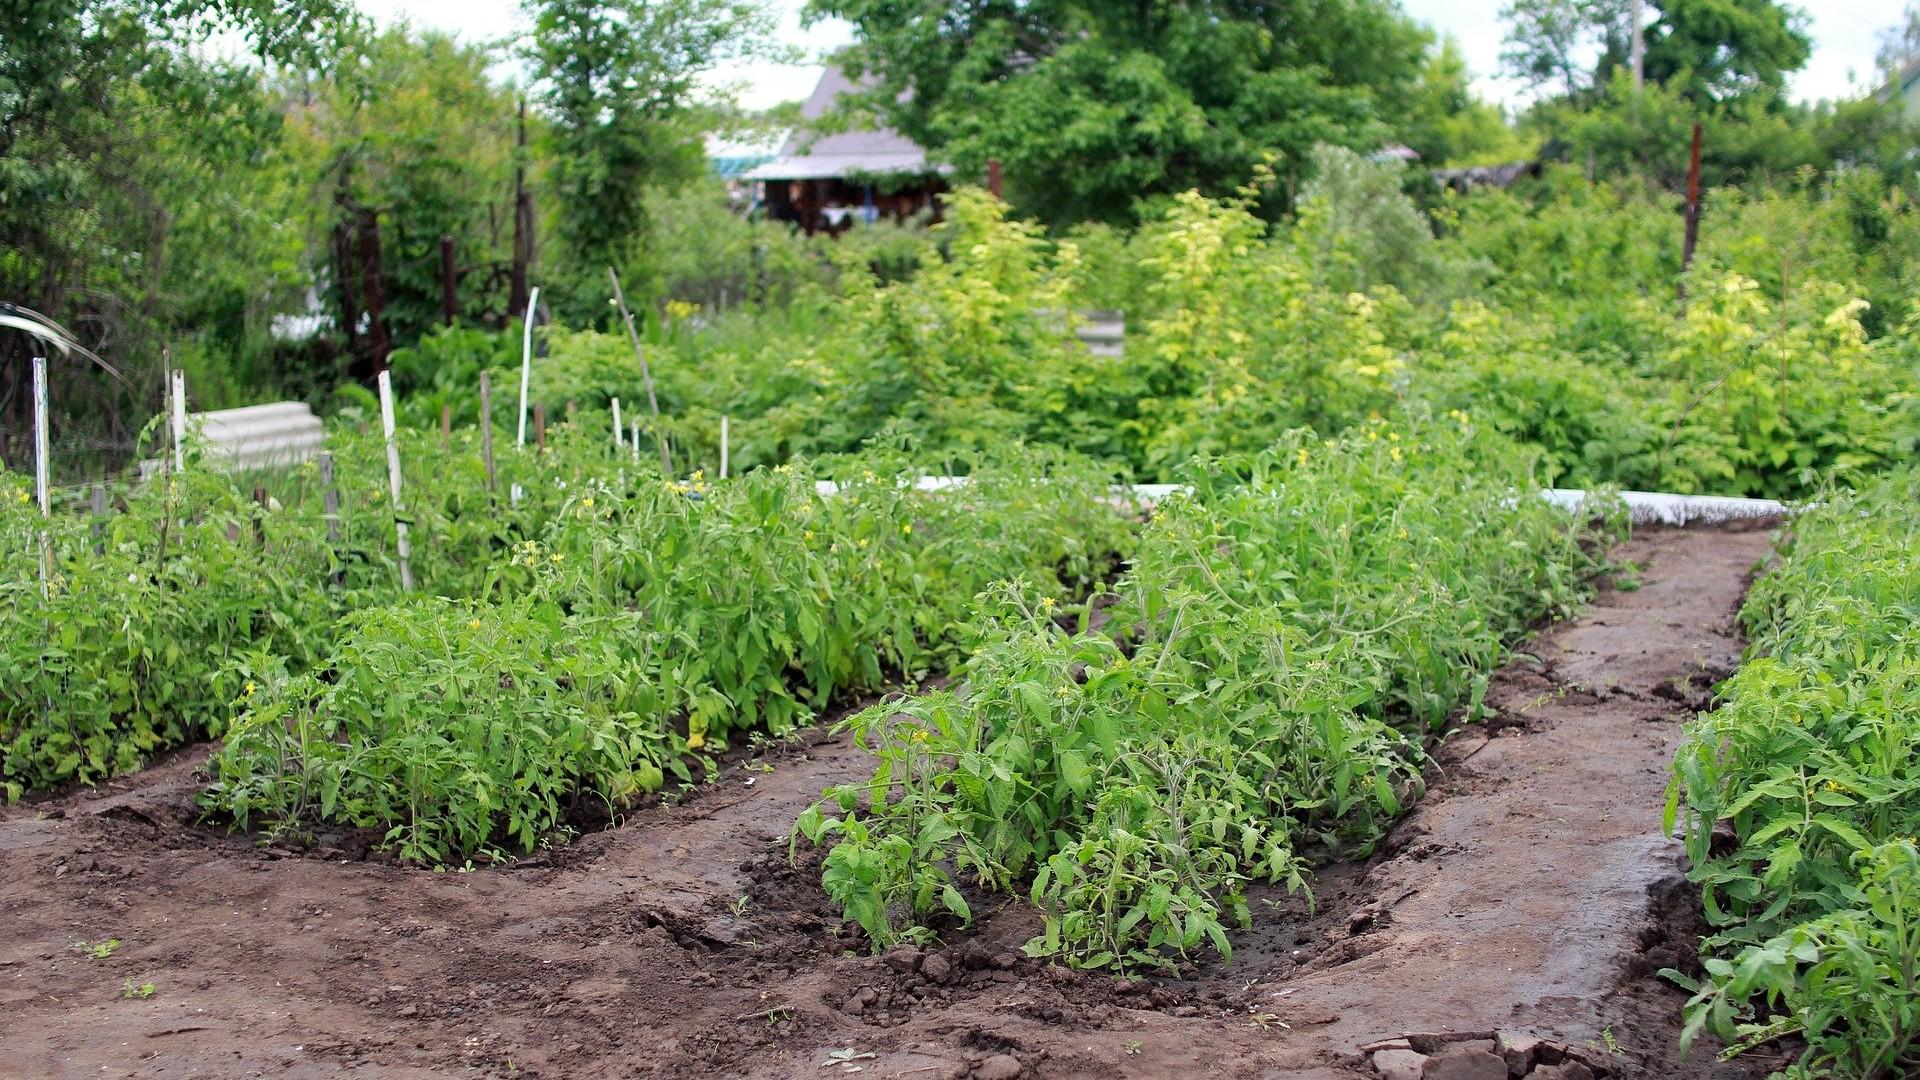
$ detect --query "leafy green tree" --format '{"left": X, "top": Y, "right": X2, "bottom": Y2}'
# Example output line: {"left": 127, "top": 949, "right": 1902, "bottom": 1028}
{"left": 1502, "top": 0, "right": 1809, "bottom": 105}
{"left": 0, "top": 0, "right": 361, "bottom": 447}
{"left": 521, "top": 0, "right": 781, "bottom": 320}
{"left": 288, "top": 30, "right": 524, "bottom": 353}
{"left": 808, "top": 0, "right": 1434, "bottom": 225}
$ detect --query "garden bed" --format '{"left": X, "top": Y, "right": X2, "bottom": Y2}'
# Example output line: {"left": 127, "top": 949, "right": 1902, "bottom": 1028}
{"left": 0, "top": 522, "right": 1779, "bottom": 1079}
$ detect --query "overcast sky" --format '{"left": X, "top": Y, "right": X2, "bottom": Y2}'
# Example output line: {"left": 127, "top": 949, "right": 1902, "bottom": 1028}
{"left": 357, "top": 0, "right": 1902, "bottom": 111}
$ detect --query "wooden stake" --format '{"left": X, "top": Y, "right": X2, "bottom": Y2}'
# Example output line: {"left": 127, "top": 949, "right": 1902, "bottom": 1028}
{"left": 612, "top": 397, "right": 624, "bottom": 448}
{"left": 720, "top": 415, "right": 729, "bottom": 479}
{"left": 607, "top": 267, "right": 671, "bottom": 473}
{"left": 1680, "top": 122, "right": 1704, "bottom": 304}
{"left": 441, "top": 404, "right": 452, "bottom": 442}
{"left": 479, "top": 371, "right": 496, "bottom": 493}
{"left": 251, "top": 484, "right": 268, "bottom": 549}
{"left": 377, "top": 370, "right": 413, "bottom": 591}
{"left": 90, "top": 484, "right": 106, "bottom": 556}
{"left": 319, "top": 451, "right": 344, "bottom": 587}
{"left": 534, "top": 402, "right": 546, "bottom": 449}
{"left": 631, "top": 419, "right": 640, "bottom": 465}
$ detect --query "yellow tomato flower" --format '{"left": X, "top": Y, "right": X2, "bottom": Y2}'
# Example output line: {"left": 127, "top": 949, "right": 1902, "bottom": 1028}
{"left": 550, "top": 552, "right": 564, "bottom": 563}
{"left": 243, "top": 681, "right": 257, "bottom": 697}
{"left": 468, "top": 619, "right": 483, "bottom": 630}
{"left": 1040, "top": 596, "right": 1056, "bottom": 611}
{"left": 582, "top": 496, "right": 594, "bottom": 508}
{"left": 15, "top": 490, "right": 28, "bottom": 504}
{"left": 687, "top": 731, "right": 705, "bottom": 750}
{"left": 901, "top": 523, "right": 912, "bottom": 536}
{"left": 857, "top": 537, "right": 869, "bottom": 549}
{"left": 803, "top": 529, "right": 815, "bottom": 542}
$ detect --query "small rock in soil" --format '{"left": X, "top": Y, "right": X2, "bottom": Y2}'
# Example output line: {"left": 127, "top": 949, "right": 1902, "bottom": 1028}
{"left": 975, "top": 1053, "right": 1023, "bottom": 1080}
{"left": 922, "top": 954, "right": 953, "bottom": 983}
{"left": 1527, "top": 1064, "right": 1595, "bottom": 1080}
{"left": 1495, "top": 1032, "right": 1542, "bottom": 1075}
{"left": 881, "top": 945, "right": 923, "bottom": 973}
{"left": 1421, "top": 1047, "right": 1510, "bottom": 1080}
{"left": 1372, "top": 1048, "right": 1429, "bottom": 1080}
{"left": 990, "top": 952, "right": 1017, "bottom": 970}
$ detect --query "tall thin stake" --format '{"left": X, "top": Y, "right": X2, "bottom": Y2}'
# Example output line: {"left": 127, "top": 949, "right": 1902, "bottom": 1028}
{"left": 377, "top": 370, "right": 413, "bottom": 591}
{"left": 90, "top": 484, "right": 107, "bottom": 556}
{"left": 607, "top": 267, "right": 670, "bottom": 473}
{"left": 170, "top": 368, "right": 187, "bottom": 471}
{"left": 479, "top": 370, "right": 497, "bottom": 493}
{"left": 319, "top": 451, "right": 344, "bottom": 587}
{"left": 516, "top": 285, "right": 541, "bottom": 449}
{"left": 1679, "top": 122, "right": 1704, "bottom": 305}
{"left": 720, "top": 415, "right": 729, "bottom": 480}
{"left": 612, "top": 397, "right": 624, "bottom": 448}
{"left": 32, "top": 356, "right": 51, "bottom": 596}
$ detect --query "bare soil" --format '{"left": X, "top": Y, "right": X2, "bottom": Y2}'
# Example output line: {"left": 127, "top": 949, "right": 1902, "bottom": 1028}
{"left": 0, "top": 523, "right": 1785, "bottom": 1079}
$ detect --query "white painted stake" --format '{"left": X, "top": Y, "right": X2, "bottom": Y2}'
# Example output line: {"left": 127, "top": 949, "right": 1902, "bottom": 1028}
{"left": 611, "top": 397, "right": 623, "bottom": 448}
{"left": 32, "top": 356, "right": 51, "bottom": 596}
{"left": 631, "top": 420, "right": 640, "bottom": 465}
{"left": 377, "top": 370, "right": 413, "bottom": 591}
{"left": 169, "top": 368, "right": 187, "bottom": 471}
{"left": 512, "top": 286, "right": 539, "bottom": 507}
{"left": 516, "top": 285, "right": 540, "bottom": 450}
{"left": 720, "top": 415, "right": 729, "bottom": 480}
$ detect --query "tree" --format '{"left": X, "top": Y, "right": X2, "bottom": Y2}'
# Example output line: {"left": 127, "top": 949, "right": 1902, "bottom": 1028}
{"left": 1500, "top": 0, "right": 1629, "bottom": 101}
{"left": 521, "top": 0, "right": 780, "bottom": 321}
{"left": 286, "top": 29, "right": 524, "bottom": 375}
{"left": 1882, "top": 4, "right": 1920, "bottom": 81}
{"left": 0, "top": 0, "right": 362, "bottom": 450}
{"left": 807, "top": 0, "right": 1434, "bottom": 226}
{"left": 1502, "top": 0, "right": 1809, "bottom": 105}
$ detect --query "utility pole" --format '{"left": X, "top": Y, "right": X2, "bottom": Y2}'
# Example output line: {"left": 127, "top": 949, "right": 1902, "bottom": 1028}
{"left": 1629, "top": 0, "right": 1645, "bottom": 92}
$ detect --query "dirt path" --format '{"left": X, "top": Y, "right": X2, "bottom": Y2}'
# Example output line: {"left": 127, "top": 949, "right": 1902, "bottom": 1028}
{"left": 0, "top": 524, "right": 1779, "bottom": 1079}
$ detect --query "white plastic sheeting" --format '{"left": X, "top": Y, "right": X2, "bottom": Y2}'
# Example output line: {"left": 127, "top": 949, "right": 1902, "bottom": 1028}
{"left": 1540, "top": 488, "right": 1788, "bottom": 526}
{"left": 809, "top": 476, "right": 1790, "bottom": 526}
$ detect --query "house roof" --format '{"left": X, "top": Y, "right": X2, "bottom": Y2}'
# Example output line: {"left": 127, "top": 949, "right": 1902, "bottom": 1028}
{"left": 743, "top": 65, "right": 943, "bottom": 181}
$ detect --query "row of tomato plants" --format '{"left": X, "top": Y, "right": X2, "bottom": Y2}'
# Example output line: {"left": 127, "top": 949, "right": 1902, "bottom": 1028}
{"left": 794, "top": 418, "right": 1612, "bottom": 969}
{"left": 1666, "top": 468, "right": 1920, "bottom": 1078}
{"left": 198, "top": 443, "right": 1129, "bottom": 864}
{"left": 2, "top": 426, "right": 1129, "bottom": 859}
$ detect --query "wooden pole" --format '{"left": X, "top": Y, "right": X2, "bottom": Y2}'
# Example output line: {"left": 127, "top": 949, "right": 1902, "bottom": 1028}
{"left": 1680, "top": 122, "right": 1704, "bottom": 303}
{"left": 319, "top": 451, "right": 344, "bottom": 587}
{"left": 607, "top": 267, "right": 671, "bottom": 473}
{"left": 439, "top": 233, "right": 459, "bottom": 325}
{"left": 1629, "top": 0, "right": 1645, "bottom": 92}
{"left": 251, "top": 483, "right": 268, "bottom": 549}
{"left": 90, "top": 484, "right": 106, "bottom": 556}
{"left": 534, "top": 402, "right": 546, "bottom": 449}
{"left": 479, "top": 371, "right": 497, "bottom": 493}
{"left": 987, "top": 159, "right": 1004, "bottom": 199}
{"left": 441, "top": 404, "right": 452, "bottom": 442}
{"left": 377, "top": 370, "right": 413, "bottom": 591}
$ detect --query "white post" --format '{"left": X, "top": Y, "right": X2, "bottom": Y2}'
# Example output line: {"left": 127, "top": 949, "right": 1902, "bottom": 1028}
{"left": 611, "top": 397, "right": 623, "bottom": 448}
{"left": 32, "top": 356, "right": 51, "bottom": 595}
{"left": 720, "top": 415, "right": 729, "bottom": 480}
{"left": 512, "top": 286, "right": 539, "bottom": 507}
{"left": 377, "top": 370, "right": 413, "bottom": 592}
{"left": 516, "top": 285, "right": 540, "bottom": 450}
{"left": 631, "top": 419, "right": 640, "bottom": 465}
{"left": 169, "top": 369, "right": 187, "bottom": 471}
